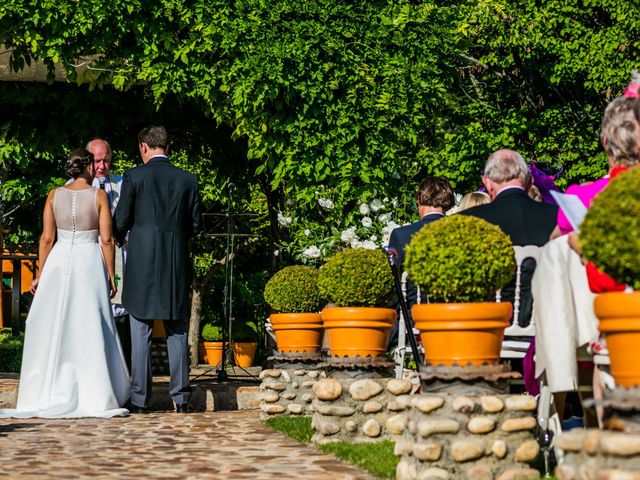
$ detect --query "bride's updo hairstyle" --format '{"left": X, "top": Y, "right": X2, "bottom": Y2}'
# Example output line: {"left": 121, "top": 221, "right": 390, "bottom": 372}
{"left": 65, "top": 148, "right": 94, "bottom": 178}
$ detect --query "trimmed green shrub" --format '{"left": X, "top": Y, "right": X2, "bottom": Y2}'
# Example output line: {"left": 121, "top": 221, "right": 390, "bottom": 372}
{"left": 234, "top": 320, "right": 258, "bottom": 342}
{"left": 264, "top": 266, "right": 324, "bottom": 313}
{"left": 404, "top": 215, "right": 515, "bottom": 302}
{"left": 201, "top": 323, "right": 223, "bottom": 342}
{"left": 0, "top": 330, "right": 24, "bottom": 373}
{"left": 317, "top": 248, "right": 393, "bottom": 307}
{"left": 581, "top": 168, "right": 640, "bottom": 290}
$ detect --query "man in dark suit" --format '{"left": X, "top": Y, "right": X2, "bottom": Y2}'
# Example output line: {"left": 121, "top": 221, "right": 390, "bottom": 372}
{"left": 114, "top": 125, "right": 201, "bottom": 413}
{"left": 461, "top": 149, "right": 558, "bottom": 326}
{"left": 387, "top": 177, "right": 455, "bottom": 344}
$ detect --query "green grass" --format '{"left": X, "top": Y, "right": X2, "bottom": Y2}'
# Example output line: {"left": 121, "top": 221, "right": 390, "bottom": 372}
{"left": 319, "top": 440, "right": 397, "bottom": 479}
{"left": 265, "top": 415, "right": 398, "bottom": 479}
{"left": 264, "top": 415, "right": 314, "bottom": 443}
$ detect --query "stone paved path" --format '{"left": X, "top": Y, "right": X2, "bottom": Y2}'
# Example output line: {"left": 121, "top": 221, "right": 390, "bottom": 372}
{"left": 0, "top": 411, "right": 372, "bottom": 479}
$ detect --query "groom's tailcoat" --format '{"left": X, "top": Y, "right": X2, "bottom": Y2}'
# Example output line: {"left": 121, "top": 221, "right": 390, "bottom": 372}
{"left": 114, "top": 156, "right": 201, "bottom": 321}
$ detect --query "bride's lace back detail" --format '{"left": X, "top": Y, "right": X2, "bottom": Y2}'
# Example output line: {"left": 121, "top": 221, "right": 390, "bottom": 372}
{"left": 54, "top": 187, "right": 99, "bottom": 232}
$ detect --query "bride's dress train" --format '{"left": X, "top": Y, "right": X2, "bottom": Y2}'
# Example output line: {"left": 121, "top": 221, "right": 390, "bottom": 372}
{"left": 0, "top": 187, "right": 130, "bottom": 418}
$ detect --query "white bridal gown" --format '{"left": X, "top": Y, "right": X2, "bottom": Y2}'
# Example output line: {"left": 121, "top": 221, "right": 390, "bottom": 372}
{"left": 0, "top": 187, "right": 130, "bottom": 418}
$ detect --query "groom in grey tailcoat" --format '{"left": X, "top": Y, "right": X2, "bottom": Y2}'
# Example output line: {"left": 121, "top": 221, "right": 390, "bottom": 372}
{"left": 114, "top": 125, "right": 201, "bottom": 413}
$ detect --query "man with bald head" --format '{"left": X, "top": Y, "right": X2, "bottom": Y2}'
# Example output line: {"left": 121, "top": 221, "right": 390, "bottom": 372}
{"left": 461, "top": 149, "right": 558, "bottom": 327}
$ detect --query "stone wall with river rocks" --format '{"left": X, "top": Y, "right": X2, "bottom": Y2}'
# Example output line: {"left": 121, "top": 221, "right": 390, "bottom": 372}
{"left": 310, "top": 377, "right": 417, "bottom": 444}
{"left": 395, "top": 393, "right": 541, "bottom": 480}
{"left": 555, "top": 429, "right": 640, "bottom": 480}
{"left": 259, "top": 367, "right": 327, "bottom": 419}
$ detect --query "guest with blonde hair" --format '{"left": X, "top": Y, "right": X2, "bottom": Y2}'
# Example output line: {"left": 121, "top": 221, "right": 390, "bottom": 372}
{"left": 458, "top": 191, "right": 490, "bottom": 211}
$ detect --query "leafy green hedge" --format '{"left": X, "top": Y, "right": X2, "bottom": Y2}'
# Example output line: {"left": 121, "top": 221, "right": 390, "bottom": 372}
{"left": 405, "top": 215, "right": 515, "bottom": 302}
{"left": 581, "top": 168, "right": 640, "bottom": 289}
{"left": 0, "top": 329, "right": 24, "bottom": 373}
{"left": 318, "top": 248, "right": 393, "bottom": 307}
{"left": 264, "top": 266, "right": 324, "bottom": 313}
{"left": 201, "top": 324, "right": 223, "bottom": 342}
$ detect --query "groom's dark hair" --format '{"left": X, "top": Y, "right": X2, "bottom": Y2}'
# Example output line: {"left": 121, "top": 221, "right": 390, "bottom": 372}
{"left": 138, "top": 125, "right": 168, "bottom": 149}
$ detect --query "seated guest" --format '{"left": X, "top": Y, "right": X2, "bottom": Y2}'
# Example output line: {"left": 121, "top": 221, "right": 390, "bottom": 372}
{"left": 461, "top": 149, "right": 558, "bottom": 326}
{"left": 533, "top": 77, "right": 640, "bottom": 425}
{"left": 387, "top": 177, "right": 455, "bottom": 345}
{"left": 458, "top": 191, "right": 490, "bottom": 212}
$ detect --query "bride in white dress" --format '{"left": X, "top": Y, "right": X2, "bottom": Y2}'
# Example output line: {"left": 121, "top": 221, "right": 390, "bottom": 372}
{"left": 0, "top": 149, "right": 130, "bottom": 418}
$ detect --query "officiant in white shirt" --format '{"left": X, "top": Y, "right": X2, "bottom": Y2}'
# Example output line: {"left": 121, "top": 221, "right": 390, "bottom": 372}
{"left": 67, "top": 138, "right": 130, "bottom": 366}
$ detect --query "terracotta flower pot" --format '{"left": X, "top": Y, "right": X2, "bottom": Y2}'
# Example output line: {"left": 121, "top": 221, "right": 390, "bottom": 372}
{"left": 412, "top": 302, "right": 512, "bottom": 366}
{"left": 198, "top": 341, "right": 208, "bottom": 364}
{"left": 232, "top": 342, "right": 257, "bottom": 367}
{"left": 270, "top": 313, "right": 323, "bottom": 352}
{"left": 594, "top": 291, "right": 640, "bottom": 388}
{"left": 203, "top": 341, "right": 223, "bottom": 367}
{"left": 322, "top": 307, "right": 396, "bottom": 357}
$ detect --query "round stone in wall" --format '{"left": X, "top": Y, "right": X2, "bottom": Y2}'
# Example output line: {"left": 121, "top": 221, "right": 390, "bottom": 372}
{"left": 500, "top": 417, "right": 536, "bottom": 432}
{"left": 387, "top": 378, "right": 412, "bottom": 395}
{"left": 363, "top": 401, "right": 383, "bottom": 413}
{"left": 505, "top": 395, "right": 537, "bottom": 412}
{"left": 313, "top": 378, "right": 343, "bottom": 401}
{"left": 451, "top": 439, "right": 486, "bottom": 462}
{"left": 480, "top": 395, "right": 504, "bottom": 413}
{"left": 262, "top": 392, "right": 279, "bottom": 403}
{"left": 345, "top": 420, "right": 357, "bottom": 432}
{"left": 467, "top": 416, "right": 497, "bottom": 434}
{"left": 362, "top": 419, "right": 381, "bottom": 438}
{"left": 349, "top": 379, "right": 383, "bottom": 401}
{"left": 411, "top": 395, "right": 445, "bottom": 413}
{"left": 514, "top": 440, "right": 540, "bottom": 463}
{"left": 386, "top": 413, "right": 408, "bottom": 435}
{"left": 452, "top": 396, "right": 475, "bottom": 413}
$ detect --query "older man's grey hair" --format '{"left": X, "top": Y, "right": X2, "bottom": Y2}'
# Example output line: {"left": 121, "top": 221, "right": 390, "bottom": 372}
{"left": 483, "top": 149, "right": 530, "bottom": 185}
{"left": 85, "top": 138, "right": 112, "bottom": 159}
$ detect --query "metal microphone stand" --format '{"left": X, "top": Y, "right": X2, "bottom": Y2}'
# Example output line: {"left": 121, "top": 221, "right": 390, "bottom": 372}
{"left": 383, "top": 246, "right": 422, "bottom": 372}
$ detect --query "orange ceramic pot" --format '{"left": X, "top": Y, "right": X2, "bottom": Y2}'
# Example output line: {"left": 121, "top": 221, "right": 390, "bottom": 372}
{"left": 198, "top": 342, "right": 208, "bottom": 364}
{"left": 270, "top": 313, "right": 323, "bottom": 352}
{"left": 412, "top": 302, "right": 512, "bottom": 366}
{"left": 594, "top": 292, "right": 640, "bottom": 388}
{"left": 232, "top": 342, "right": 257, "bottom": 367}
{"left": 203, "top": 341, "right": 223, "bottom": 367}
{"left": 322, "top": 307, "right": 396, "bottom": 357}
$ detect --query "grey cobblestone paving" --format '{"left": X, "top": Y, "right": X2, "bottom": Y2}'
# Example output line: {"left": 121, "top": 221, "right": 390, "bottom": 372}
{"left": 0, "top": 410, "right": 372, "bottom": 479}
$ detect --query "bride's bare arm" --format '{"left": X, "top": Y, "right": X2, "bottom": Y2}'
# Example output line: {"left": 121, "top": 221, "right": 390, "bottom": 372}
{"left": 31, "top": 190, "right": 57, "bottom": 293}
{"left": 97, "top": 189, "right": 116, "bottom": 298}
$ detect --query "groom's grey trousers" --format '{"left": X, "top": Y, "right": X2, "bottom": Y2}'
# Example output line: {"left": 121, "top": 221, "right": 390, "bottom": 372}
{"left": 129, "top": 315, "right": 191, "bottom": 407}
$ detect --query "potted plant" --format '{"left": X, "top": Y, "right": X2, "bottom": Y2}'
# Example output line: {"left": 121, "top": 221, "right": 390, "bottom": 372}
{"left": 264, "top": 265, "right": 325, "bottom": 352}
{"left": 580, "top": 167, "right": 640, "bottom": 388}
{"left": 232, "top": 320, "right": 258, "bottom": 368}
{"left": 201, "top": 323, "right": 224, "bottom": 367}
{"left": 404, "top": 215, "right": 515, "bottom": 366}
{"left": 317, "top": 248, "right": 396, "bottom": 357}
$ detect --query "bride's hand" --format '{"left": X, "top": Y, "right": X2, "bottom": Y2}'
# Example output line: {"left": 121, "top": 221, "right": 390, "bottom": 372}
{"left": 109, "top": 276, "right": 117, "bottom": 299}
{"left": 29, "top": 278, "right": 39, "bottom": 294}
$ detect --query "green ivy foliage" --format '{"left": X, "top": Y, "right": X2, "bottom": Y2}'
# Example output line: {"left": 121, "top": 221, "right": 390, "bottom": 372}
{"left": 264, "top": 265, "right": 324, "bottom": 313}
{"left": 405, "top": 215, "right": 515, "bottom": 302}
{"left": 581, "top": 168, "right": 640, "bottom": 290}
{"left": 317, "top": 248, "right": 393, "bottom": 308}
{"left": 3, "top": 0, "right": 640, "bottom": 263}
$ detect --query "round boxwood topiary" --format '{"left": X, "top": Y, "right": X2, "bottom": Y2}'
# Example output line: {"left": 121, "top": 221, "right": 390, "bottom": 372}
{"left": 202, "top": 323, "right": 223, "bottom": 342}
{"left": 264, "top": 265, "right": 324, "bottom": 313}
{"left": 404, "top": 215, "right": 515, "bottom": 303}
{"left": 317, "top": 248, "right": 393, "bottom": 307}
{"left": 581, "top": 167, "right": 640, "bottom": 290}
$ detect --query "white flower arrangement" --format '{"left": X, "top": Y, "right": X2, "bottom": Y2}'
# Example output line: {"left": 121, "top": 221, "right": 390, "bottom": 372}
{"left": 318, "top": 198, "right": 335, "bottom": 210}
{"left": 361, "top": 216, "right": 373, "bottom": 228}
{"left": 362, "top": 240, "right": 377, "bottom": 250}
{"left": 359, "top": 203, "right": 370, "bottom": 215}
{"left": 304, "top": 229, "right": 311, "bottom": 236}
{"left": 370, "top": 198, "right": 384, "bottom": 212}
{"left": 302, "top": 245, "right": 321, "bottom": 258}
{"left": 340, "top": 226, "right": 357, "bottom": 243}
{"left": 277, "top": 212, "right": 292, "bottom": 227}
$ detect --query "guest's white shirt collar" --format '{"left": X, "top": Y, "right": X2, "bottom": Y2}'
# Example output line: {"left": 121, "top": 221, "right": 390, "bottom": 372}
{"left": 421, "top": 212, "right": 445, "bottom": 219}
{"left": 496, "top": 185, "right": 525, "bottom": 196}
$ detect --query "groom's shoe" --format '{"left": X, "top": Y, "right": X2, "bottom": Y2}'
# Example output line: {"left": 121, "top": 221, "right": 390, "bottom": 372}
{"left": 175, "top": 403, "right": 193, "bottom": 414}
{"left": 126, "top": 402, "right": 149, "bottom": 414}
